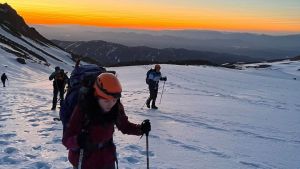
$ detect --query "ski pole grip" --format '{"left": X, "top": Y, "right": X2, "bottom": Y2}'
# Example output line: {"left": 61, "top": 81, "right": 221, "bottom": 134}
{"left": 141, "top": 119, "right": 151, "bottom": 136}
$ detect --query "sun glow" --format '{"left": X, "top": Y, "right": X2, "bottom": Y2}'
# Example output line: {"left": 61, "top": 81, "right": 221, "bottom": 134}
{"left": 1, "top": 0, "right": 300, "bottom": 33}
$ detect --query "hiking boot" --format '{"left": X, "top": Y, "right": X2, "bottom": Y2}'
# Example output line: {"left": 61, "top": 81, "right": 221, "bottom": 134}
{"left": 151, "top": 105, "right": 158, "bottom": 109}
{"left": 146, "top": 99, "right": 151, "bottom": 108}
{"left": 51, "top": 106, "right": 56, "bottom": 110}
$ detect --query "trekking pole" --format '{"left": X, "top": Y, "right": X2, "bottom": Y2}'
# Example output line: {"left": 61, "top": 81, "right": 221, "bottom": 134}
{"left": 141, "top": 87, "right": 150, "bottom": 109}
{"left": 159, "top": 81, "right": 166, "bottom": 104}
{"left": 78, "top": 149, "right": 84, "bottom": 169}
{"left": 141, "top": 100, "right": 147, "bottom": 109}
{"left": 146, "top": 131, "right": 150, "bottom": 169}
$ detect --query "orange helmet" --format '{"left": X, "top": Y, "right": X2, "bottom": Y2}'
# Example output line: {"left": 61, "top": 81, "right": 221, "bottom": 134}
{"left": 93, "top": 73, "right": 122, "bottom": 100}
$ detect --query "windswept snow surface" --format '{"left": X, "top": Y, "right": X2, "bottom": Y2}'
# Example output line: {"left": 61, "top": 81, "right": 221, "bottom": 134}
{"left": 0, "top": 59, "right": 300, "bottom": 169}
{"left": 0, "top": 26, "right": 74, "bottom": 72}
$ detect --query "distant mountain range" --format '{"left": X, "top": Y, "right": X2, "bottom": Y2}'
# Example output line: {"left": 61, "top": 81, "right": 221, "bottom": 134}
{"left": 35, "top": 25, "right": 300, "bottom": 61}
{"left": 291, "top": 55, "right": 300, "bottom": 61}
{"left": 1, "top": 3, "right": 299, "bottom": 68}
{"left": 53, "top": 40, "right": 259, "bottom": 66}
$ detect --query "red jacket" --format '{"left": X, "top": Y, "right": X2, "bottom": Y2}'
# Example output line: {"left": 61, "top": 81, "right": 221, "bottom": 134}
{"left": 63, "top": 103, "right": 143, "bottom": 169}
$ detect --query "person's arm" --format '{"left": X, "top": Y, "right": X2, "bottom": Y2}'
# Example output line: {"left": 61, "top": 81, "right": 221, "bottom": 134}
{"left": 62, "top": 106, "right": 84, "bottom": 150}
{"left": 63, "top": 74, "right": 69, "bottom": 87}
{"left": 49, "top": 72, "right": 56, "bottom": 81}
{"left": 115, "top": 103, "right": 143, "bottom": 136}
{"left": 160, "top": 76, "right": 167, "bottom": 81}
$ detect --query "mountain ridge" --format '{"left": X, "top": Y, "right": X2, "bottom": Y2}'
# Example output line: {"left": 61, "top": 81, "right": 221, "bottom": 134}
{"left": 0, "top": 3, "right": 56, "bottom": 47}
{"left": 34, "top": 25, "right": 300, "bottom": 60}
{"left": 53, "top": 39, "right": 260, "bottom": 66}
{"left": 1, "top": 3, "right": 299, "bottom": 68}
{"left": 0, "top": 3, "right": 74, "bottom": 68}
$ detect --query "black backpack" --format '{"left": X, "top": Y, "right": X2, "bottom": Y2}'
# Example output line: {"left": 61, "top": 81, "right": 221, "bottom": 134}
{"left": 146, "top": 69, "right": 154, "bottom": 84}
{"left": 59, "top": 64, "right": 106, "bottom": 132}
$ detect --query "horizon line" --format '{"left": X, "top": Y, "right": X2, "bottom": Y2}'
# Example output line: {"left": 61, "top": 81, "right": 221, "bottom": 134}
{"left": 30, "top": 23, "right": 300, "bottom": 36}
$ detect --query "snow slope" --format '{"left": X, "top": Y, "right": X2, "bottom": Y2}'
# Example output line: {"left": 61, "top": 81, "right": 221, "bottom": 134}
{"left": 0, "top": 25, "right": 75, "bottom": 74}
{"left": 0, "top": 58, "right": 300, "bottom": 169}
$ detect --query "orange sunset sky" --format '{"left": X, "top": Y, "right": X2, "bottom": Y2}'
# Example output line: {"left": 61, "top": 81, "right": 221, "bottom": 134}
{"left": 1, "top": 0, "right": 300, "bottom": 33}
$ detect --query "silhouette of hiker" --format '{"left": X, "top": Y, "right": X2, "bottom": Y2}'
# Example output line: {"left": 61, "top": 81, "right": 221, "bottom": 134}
{"left": 1, "top": 73, "right": 8, "bottom": 87}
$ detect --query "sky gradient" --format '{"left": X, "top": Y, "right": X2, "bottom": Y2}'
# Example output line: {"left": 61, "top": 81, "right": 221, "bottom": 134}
{"left": 1, "top": 0, "right": 300, "bottom": 33}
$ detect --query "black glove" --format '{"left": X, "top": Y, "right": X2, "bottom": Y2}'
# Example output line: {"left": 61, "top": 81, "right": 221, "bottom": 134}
{"left": 161, "top": 76, "right": 167, "bottom": 81}
{"left": 77, "top": 131, "right": 88, "bottom": 148}
{"left": 141, "top": 119, "right": 151, "bottom": 135}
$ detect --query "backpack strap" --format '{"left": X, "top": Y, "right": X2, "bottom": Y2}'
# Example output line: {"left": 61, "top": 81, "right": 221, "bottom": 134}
{"left": 80, "top": 113, "right": 91, "bottom": 133}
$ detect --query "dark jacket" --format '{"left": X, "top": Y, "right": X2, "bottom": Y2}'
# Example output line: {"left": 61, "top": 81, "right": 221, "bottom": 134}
{"left": 49, "top": 70, "right": 68, "bottom": 88}
{"left": 1, "top": 73, "right": 8, "bottom": 82}
{"left": 63, "top": 100, "right": 142, "bottom": 169}
{"left": 147, "top": 70, "right": 162, "bottom": 90}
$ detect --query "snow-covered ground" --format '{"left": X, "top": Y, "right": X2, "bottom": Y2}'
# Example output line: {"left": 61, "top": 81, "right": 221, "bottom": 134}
{"left": 0, "top": 57, "right": 300, "bottom": 168}
{"left": 0, "top": 25, "right": 75, "bottom": 73}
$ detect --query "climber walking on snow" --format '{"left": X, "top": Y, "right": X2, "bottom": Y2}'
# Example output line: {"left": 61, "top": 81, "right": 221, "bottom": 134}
{"left": 49, "top": 66, "right": 69, "bottom": 110}
{"left": 1, "top": 73, "right": 8, "bottom": 87}
{"left": 145, "top": 64, "right": 167, "bottom": 109}
{"left": 62, "top": 73, "right": 151, "bottom": 169}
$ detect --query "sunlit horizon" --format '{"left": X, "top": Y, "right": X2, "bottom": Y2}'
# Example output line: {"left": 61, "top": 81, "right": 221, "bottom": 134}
{"left": 1, "top": 0, "right": 300, "bottom": 34}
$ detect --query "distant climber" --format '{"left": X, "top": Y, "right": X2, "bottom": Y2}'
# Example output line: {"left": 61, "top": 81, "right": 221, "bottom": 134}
{"left": 49, "top": 66, "right": 69, "bottom": 110}
{"left": 1, "top": 73, "right": 8, "bottom": 87}
{"left": 145, "top": 64, "right": 167, "bottom": 109}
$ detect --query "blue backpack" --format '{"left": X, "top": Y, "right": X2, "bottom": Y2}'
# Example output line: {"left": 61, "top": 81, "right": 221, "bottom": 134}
{"left": 59, "top": 64, "right": 106, "bottom": 132}
{"left": 146, "top": 69, "right": 154, "bottom": 84}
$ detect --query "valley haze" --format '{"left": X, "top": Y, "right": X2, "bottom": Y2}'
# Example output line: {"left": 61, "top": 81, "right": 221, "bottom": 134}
{"left": 34, "top": 24, "right": 300, "bottom": 62}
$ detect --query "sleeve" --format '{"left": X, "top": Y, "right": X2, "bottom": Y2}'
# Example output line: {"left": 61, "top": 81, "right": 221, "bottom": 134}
{"left": 49, "top": 72, "right": 55, "bottom": 81}
{"left": 160, "top": 76, "right": 166, "bottom": 81}
{"left": 115, "top": 103, "right": 143, "bottom": 136}
{"left": 63, "top": 74, "right": 69, "bottom": 85}
{"left": 62, "top": 106, "right": 84, "bottom": 150}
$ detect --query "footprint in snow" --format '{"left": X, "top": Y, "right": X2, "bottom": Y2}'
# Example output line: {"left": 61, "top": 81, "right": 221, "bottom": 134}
{"left": 166, "top": 138, "right": 181, "bottom": 145}
{"left": 0, "top": 133, "right": 17, "bottom": 139}
{"left": 31, "top": 123, "right": 39, "bottom": 127}
{"left": 25, "top": 154, "right": 38, "bottom": 159}
{"left": 0, "top": 155, "right": 22, "bottom": 165}
{"left": 32, "top": 145, "right": 42, "bottom": 150}
{"left": 123, "top": 156, "right": 140, "bottom": 164}
{"left": 28, "top": 118, "right": 40, "bottom": 123}
{"left": 140, "top": 149, "right": 155, "bottom": 157}
{"left": 27, "top": 161, "right": 51, "bottom": 169}
{"left": 125, "top": 144, "right": 141, "bottom": 151}
{"left": 40, "top": 133, "right": 50, "bottom": 137}
{"left": 4, "top": 147, "right": 19, "bottom": 154}
{"left": 0, "top": 140, "right": 10, "bottom": 145}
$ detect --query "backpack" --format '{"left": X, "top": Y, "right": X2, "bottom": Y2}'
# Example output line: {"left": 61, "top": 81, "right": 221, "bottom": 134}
{"left": 146, "top": 69, "right": 154, "bottom": 84}
{"left": 55, "top": 71, "right": 64, "bottom": 81}
{"left": 59, "top": 64, "right": 106, "bottom": 132}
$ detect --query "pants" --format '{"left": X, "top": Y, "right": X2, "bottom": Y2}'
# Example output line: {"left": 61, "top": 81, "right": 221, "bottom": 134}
{"left": 147, "top": 87, "right": 158, "bottom": 107}
{"left": 1, "top": 80, "right": 5, "bottom": 87}
{"left": 52, "top": 84, "right": 65, "bottom": 108}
